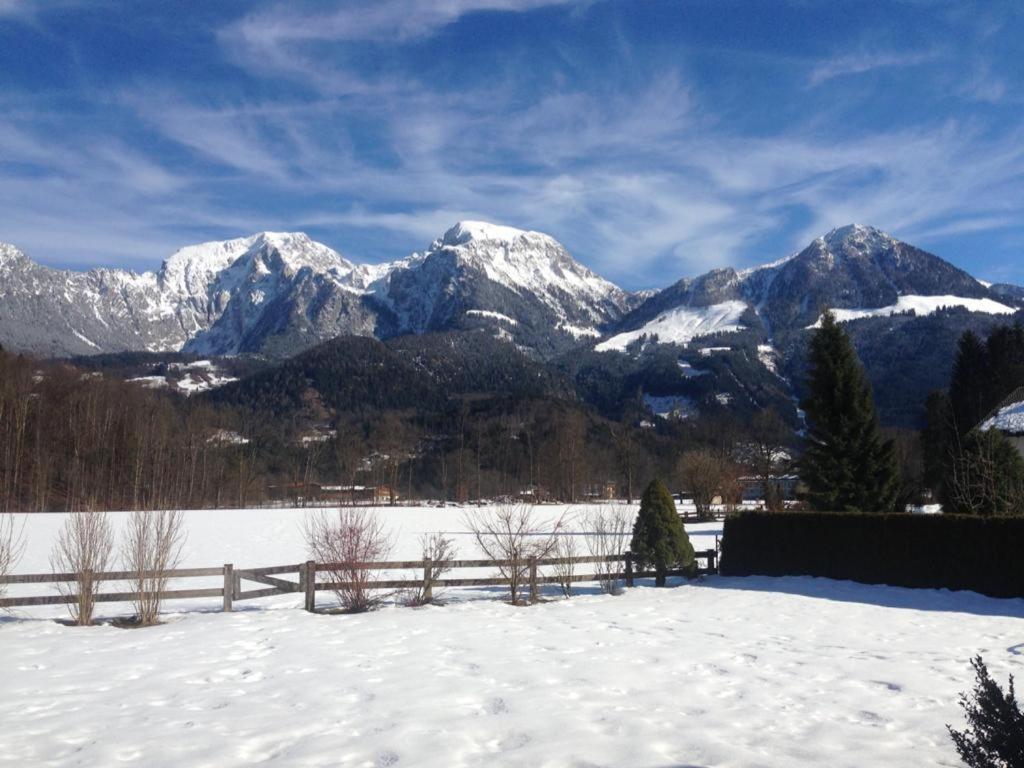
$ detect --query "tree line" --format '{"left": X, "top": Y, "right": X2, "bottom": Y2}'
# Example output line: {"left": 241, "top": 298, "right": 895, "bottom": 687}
{"left": 0, "top": 348, "right": 261, "bottom": 512}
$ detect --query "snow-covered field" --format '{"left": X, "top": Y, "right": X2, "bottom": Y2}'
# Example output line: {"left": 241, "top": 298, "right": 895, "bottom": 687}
{"left": 2, "top": 505, "right": 1022, "bottom": 767}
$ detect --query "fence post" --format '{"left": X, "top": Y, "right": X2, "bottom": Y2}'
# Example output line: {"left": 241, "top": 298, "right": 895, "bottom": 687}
{"left": 423, "top": 557, "right": 433, "bottom": 604}
{"left": 304, "top": 560, "right": 316, "bottom": 613}
{"left": 708, "top": 547, "right": 717, "bottom": 573}
{"left": 223, "top": 564, "right": 233, "bottom": 612}
{"left": 528, "top": 556, "right": 538, "bottom": 603}
{"left": 625, "top": 552, "right": 634, "bottom": 588}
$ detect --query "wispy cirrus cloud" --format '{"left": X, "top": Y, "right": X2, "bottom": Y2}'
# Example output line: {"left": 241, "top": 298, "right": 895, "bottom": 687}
{"left": 229, "top": 0, "right": 578, "bottom": 45}
{"left": 807, "top": 49, "right": 939, "bottom": 87}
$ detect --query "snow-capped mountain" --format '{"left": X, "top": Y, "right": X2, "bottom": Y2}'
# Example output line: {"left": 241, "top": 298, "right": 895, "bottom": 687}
{"left": 0, "top": 222, "right": 634, "bottom": 358}
{"left": 601, "top": 224, "right": 1017, "bottom": 351}
{"left": 0, "top": 233, "right": 386, "bottom": 358}
{"left": 375, "top": 221, "right": 634, "bottom": 355}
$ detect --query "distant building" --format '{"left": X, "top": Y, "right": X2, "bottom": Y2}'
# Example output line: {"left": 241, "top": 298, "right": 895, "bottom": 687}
{"left": 583, "top": 481, "right": 618, "bottom": 500}
{"left": 517, "top": 485, "right": 552, "bottom": 503}
{"left": 269, "top": 483, "right": 397, "bottom": 504}
{"left": 737, "top": 474, "right": 801, "bottom": 502}
{"left": 977, "top": 387, "right": 1024, "bottom": 459}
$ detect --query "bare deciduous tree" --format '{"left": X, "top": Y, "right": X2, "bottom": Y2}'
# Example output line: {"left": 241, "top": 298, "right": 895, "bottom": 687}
{"left": 463, "top": 503, "right": 564, "bottom": 604}
{"left": 679, "top": 450, "right": 728, "bottom": 521}
{"left": 404, "top": 532, "right": 456, "bottom": 606}
{"left": 0, "top": 513, "right": 25, "bottom": 604}
{"left": 305, "top": 508, "right": 392, "bottom": 613}
{"left": 122, "top": 509, "right": 186, "bottom": 625}
{"left": 50, "top": 510, "right": 114, "bottom": 625}
{"left": 583, "top": 506, "right": 631, "bottom": 595}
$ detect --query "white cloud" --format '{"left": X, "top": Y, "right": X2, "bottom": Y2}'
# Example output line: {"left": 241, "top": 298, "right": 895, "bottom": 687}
{"left": 229, "top": 0, "right": 577, "bottom": 45}
{"left": 807, "top": 50, "right": 938, "bottom": 87}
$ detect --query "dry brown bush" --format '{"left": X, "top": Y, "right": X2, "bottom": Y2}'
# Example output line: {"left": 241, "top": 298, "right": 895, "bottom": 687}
{"left": 583, "top": 506, "right": 631, "bottom": 595}
{"left": 403, "top": 532, "right": 456, "bottom": 606}
{"left": 50, "top": 510, "right": 114, "bottom": 625}
{"left": 551, "top": 531, "right": 579, "bottom": 598}
{"left": 0, "top": 513, "right": 25, "bottom": 605}
{"left": 305, "top": 508, "right": 392, "bottom": 613}
{"left": 463, "top": 503, "right": 564, "bottom": 604}
{"left": 122, "top": 509, "right": 186, "bottom": 626}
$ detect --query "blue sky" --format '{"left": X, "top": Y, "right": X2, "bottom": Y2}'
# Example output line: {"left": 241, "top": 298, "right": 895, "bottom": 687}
{"left": 0, "top": 1, "right": 1021, "bottom": 289}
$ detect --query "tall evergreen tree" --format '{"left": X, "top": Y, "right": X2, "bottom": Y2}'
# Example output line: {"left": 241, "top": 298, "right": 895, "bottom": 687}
{"left": 949, "top": 330, "right": 991, "bottom": 436}
{"left": 630, "top": 479, "right": 694, "bottom": 586}
{"left": 800, "top": 311, "right": 901, "bottom": 512}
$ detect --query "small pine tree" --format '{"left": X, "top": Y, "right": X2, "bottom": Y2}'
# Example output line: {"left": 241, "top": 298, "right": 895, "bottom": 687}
{"left": 630, "top": 479, "right": 695, "bottom": 586}
{"left": 948, "top": 655, "right": 1024, "bottom": 768}
{"left": 800, "top": 311, "right": 901, "bottom": 512}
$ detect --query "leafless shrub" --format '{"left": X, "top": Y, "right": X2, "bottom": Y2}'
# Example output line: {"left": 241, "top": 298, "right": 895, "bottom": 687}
{"left": 50, "top": 510, "right": 114, "bottom": 625}
{"left": 0, "top": 513, "right": 25, "bottom": 605}
{"left": 122, "top": 509, "right": 186, "bottom": 626}
{"left": 551, "top": 532, "right": 579, "bottom": 598}
{"left": 403, "top": 532, "right": 456, "bottom": 606}
{"left": 463, "top": 503, "right": 564, "bottom": 604}
{"left": 305, "top": 508, "right": 392, "bottom": 613}
{"left": 584, "top": 506, "right": 632, "bottom": 595}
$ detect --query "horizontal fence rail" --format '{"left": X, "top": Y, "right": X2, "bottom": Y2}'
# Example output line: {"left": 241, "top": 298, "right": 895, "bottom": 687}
{"left": 0, "top": 549, "right": 718, "bottom": 615}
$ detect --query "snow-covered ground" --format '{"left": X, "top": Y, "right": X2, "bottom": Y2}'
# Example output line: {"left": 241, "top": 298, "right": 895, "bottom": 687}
{"left": 2, "top": 506, "right": 1022, "bottom": 767}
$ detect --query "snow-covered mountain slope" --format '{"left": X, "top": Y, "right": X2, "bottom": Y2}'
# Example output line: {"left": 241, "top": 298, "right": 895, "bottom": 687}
{"left": 811, "top": 295, "right": 1016, "bottom": 326}
{"left": 0, "top": 222, "right": 638, "bottom": 359}
{"left": 595, "top": 300, "right": 749, "bottom": 352}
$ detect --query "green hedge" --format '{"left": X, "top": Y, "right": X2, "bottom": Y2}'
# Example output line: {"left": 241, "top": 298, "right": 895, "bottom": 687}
{"left": 719, "top": 512, "right": 1024, "bottom": 599}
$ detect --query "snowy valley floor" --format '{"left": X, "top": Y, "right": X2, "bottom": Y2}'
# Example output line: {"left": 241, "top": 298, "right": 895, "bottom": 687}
{"left": 2, "top": 507, "right": 1023, "bottom": 767}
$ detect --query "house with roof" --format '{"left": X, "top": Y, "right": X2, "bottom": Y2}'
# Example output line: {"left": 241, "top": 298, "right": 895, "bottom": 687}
{"left": 978, "top": 386, "right": 1024, "bottom": 459}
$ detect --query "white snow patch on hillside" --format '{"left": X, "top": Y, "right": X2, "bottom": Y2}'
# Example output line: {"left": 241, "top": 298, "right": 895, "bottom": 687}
{"left": 3, "top": 507, "right": 1023, "bottom": 767}
{"left": 465, "top": 309, "right": 518, "bottom": 325}
{"left": 644, "top": 394, "right": 697, "bottom": 419}
{"left": 596, "top": 300, "right": 748, "bottom": 352}
{"left": 811, "top": 295, "right": 1016, "bottom": 327}
{"left": 757, "top": 344, "right": 778, "bottom": 373}
{"left": 71, "top": 329, "right": 100, "bottom": 349}
{"left": 558, "top": 323, "right": 601, "bottom": 338}
{"left": 677, "top": 361, "right": 710, "bottom": 377}
{"left": 127, "top": 375, "right": 169, "bottom": 389}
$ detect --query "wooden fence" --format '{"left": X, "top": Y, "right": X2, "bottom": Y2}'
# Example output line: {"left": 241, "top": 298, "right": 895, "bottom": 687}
{"left": 0, "top": 549, "right": 718, "bottom": 615}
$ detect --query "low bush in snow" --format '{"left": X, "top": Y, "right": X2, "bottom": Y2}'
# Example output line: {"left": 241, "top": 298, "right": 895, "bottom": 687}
{"left": 50, "top": 510, "right": 114, "bottom": 625}
{"left": 305, "top": 508, "right": 392, "bottom": 613}
{"left": 947, "top": 655, "right": 1024, "bottom": 767}
{"left": 463, "top": 504, "right": 564, "bottom": 604}
{"left": 122, "top": 509, "right": 186, "bottom": 625}
{"left": 0, "top": 512, "right": 24, "bottom": 605}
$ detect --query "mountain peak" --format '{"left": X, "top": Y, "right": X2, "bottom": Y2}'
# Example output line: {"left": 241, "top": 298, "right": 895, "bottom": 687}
{"left": 821, "top": 223, "right": 894, "bottom": 248}
{"left": 0, "top": 243, "right": 28, "bottom": 269}
{"left": 440, "top": 221, "right": 536, "bottom": 247}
